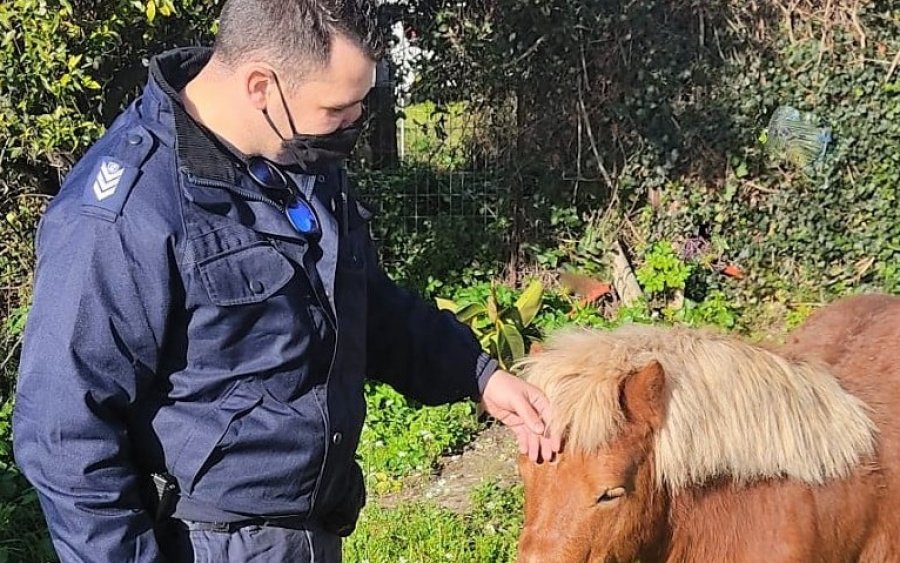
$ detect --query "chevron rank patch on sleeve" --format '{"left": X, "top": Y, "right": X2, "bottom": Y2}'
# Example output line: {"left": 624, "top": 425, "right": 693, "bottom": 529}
{"left": 81, "top": 157, "right": 140, "bottom": 221}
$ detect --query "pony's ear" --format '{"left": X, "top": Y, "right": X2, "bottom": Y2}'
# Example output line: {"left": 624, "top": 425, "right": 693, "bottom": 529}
{"left": 620, "top": 360, "right": 666, "bottom": 430}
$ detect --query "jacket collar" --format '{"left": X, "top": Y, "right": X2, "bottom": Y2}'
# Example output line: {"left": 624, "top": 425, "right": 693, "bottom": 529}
{"left": 147, "top": 47, "right": 245, "bottom": 186}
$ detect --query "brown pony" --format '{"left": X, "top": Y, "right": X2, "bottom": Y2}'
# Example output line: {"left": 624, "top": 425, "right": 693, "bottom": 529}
{"left": 517, "top": 293, "right": 900, "bottom": 562}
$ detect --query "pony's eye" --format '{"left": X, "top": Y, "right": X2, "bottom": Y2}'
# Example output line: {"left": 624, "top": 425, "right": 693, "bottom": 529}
{"left": 596, "top": 487, "right": 626, "bottom": 503}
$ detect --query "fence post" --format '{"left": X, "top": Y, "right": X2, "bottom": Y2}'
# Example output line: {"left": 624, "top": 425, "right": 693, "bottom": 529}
{"left": 369, "top": 58, "right": 399, "bottom": 170}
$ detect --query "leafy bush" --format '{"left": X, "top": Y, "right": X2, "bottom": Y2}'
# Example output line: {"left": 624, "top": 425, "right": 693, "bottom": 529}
{"left": 635, "top": 241, "right": 694, "bottom": 301}
{"left": 0, "top": 0, "right": 218, "bottom": 176}
{"left": 405, "top": 0, "right": 898, "bottom": 307}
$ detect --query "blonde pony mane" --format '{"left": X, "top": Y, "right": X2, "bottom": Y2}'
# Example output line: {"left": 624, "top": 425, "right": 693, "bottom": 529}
{"left": 519, "top": 324, "right": 877, "bottom": 491}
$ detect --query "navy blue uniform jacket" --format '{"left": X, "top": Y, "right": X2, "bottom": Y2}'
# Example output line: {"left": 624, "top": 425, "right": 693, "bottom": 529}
{"left": 13, "top": 48, "right": 496, "bottom": 562}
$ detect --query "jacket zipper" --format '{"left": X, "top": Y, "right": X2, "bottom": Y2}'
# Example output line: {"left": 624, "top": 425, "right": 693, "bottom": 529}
{"left": 306, "top": 333, "right": 340, "bottom": 520}
{"left": 306, "top": 172, "right": 349, "bottom": 520}
{"left": 185, "top": 172, "right": 286, "bottom": 212}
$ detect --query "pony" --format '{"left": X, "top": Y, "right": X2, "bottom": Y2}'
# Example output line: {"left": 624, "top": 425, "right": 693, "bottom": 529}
{"left": 516, "top": 293, "right": 900, "bottom": 562}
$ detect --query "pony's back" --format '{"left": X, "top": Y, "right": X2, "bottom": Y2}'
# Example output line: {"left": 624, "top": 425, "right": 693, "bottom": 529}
{"left": 784, "top": 293, "right": 900, "bottom": 561}
{"left": 784, "top": 293, "right": 900, "bottom": 378}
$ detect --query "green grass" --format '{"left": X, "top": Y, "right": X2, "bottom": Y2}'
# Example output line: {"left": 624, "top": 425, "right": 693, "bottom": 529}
{"left": 359, "top": 382, "right": 481, "bottom": 494}
{"left": 345, "top": 482, "right": 523, "bottom": 563}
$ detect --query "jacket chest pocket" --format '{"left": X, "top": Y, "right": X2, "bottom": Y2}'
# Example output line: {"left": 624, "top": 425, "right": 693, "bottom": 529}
{"left": 198, "top": 242, "right": 294, "bottom": 306}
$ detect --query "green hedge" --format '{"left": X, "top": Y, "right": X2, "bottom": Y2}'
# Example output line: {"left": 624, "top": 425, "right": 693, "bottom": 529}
{"left": 637, "top": 4, "right": 900, "bottom": 302}
{"left": 408, "top": 0, "right": 899, "bottom": 301}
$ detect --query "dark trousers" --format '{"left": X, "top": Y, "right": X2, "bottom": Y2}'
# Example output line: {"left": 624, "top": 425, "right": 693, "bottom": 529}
{"left": 158, "top": 519, "right": 343, "bottom": 563}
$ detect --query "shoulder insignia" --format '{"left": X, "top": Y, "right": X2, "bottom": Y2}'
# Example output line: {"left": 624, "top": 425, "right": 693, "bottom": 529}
{"left": 93, "top": 160, "right": 126, "bottom": 201}
{"left": 81, "top": 157, "right": 140, "bottom": 221}
{"left": 81, "top": 125, "right": 155, "bottom": 222}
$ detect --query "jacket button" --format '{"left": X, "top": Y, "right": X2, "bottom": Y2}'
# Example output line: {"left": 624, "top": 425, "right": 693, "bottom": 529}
{"left": 331, "top": 432, "right": 343, "bottom": 445}
{"left": 250, "top": 280, "right": 265, "bottom": 294}
{"left": 316, "top": 175, "right": 326, "bottom": 183}
{"left": 126, "top": 134, "right": 142, "bottom": 146}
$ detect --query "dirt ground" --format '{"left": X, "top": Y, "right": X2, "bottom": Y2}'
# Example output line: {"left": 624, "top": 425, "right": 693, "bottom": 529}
{"left": 375, "top": 422, "right": 521, "bottom": 514}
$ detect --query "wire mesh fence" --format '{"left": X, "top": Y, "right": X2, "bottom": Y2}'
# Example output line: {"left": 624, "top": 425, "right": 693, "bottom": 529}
{"left": 353, "top": 101, "right": 512, "bottom": 279}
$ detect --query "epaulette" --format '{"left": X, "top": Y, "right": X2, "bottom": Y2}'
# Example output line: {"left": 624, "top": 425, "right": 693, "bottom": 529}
{"left": 81, "top": 124, "right": 156, "bottom": 222}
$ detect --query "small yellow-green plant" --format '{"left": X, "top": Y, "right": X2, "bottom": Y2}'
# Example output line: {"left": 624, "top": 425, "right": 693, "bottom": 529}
{"left": 437, "top": 281, "right": 543, "bottom": 370}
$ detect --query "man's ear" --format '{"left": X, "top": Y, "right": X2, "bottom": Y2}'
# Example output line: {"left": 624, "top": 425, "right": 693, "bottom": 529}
{"left": 243, "top": 65, "right": 272, "bottom": 110}
{"left": 620, "top": 360, "right": 666, "bottom": 430}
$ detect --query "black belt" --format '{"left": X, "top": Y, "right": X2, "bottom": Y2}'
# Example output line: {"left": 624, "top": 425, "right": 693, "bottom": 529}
{"left": 149, "top": 473, "right": 312, "bottom": 533}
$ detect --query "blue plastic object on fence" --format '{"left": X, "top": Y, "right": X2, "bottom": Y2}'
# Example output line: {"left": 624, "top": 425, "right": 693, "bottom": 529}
{"left": 761, "top": 106, "right": 832, "bottom": 173}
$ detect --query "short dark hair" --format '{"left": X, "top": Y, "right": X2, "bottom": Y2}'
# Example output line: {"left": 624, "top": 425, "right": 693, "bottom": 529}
{"left": 213, "top": 0, "right": 384, "bottom": 81}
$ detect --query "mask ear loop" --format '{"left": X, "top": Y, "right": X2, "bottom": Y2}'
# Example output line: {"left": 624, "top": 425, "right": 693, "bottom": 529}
{"left": 266, "top": 72, "right": 299, "bottom": 137}
{"left": 261, "top": 107, "right": 287, "bottom": 142}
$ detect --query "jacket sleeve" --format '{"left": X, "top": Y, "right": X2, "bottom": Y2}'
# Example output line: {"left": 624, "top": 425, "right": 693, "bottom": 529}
{"left": 364, "top": 242, "right": 498, "bottom": 406}
{"left": 13, "top": 206, "right": 175, "bottom": 562}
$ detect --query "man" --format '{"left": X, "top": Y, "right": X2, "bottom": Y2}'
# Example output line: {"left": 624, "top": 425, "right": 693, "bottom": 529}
{"left": 13, "top": 0, "right": 559, "bottom": 561}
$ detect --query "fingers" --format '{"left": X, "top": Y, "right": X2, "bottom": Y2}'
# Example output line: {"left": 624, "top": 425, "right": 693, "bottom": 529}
{"left": 513, "top": 425, "right": 529, "bottom": 455}
{"left": 523, "top": 388, "right": 562, "bottom": 461}
{"left": 513, "top": 389, "right": 547, "bottom": 436}
{"left": 539, "top": 434, "right": 554, "bottom": 463}
{"left": 543, "top": 421, "right": 562, "bottom": 453}
{"left": 483, "top": 371, "right": 547, "bottom": 435}
{"left": 508, "top": 420, "right": 560, "bottom": 463}
{"left": 482, "top": 373, "right": 562, "bottom": 462}
{"left": 527, "top": 428, "right": 542, "bottom": 462}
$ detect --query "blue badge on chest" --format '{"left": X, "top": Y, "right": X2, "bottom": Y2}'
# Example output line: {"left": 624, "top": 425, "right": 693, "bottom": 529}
{"left": 81, "top": 157, "right": 140, "bottom": 221}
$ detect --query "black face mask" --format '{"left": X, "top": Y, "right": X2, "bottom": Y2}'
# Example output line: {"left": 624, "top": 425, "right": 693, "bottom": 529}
{"left": 262, "top": 72, "right": 362, "bottom": 174}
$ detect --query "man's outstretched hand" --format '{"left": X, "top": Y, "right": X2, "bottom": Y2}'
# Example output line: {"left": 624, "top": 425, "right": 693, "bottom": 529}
{"left": 480, "top": 369, "right": 561, "bottom": 463}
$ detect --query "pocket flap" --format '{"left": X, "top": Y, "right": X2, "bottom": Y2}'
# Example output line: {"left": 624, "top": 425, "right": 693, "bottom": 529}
{"left": 199, "top": 243, "right": 294, "bottom": 306}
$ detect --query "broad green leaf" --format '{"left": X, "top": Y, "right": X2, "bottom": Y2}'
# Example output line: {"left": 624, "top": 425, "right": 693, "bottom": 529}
{"left": 146, "top": 0, "right": 156, "bottom": 22}
{"left": 435, "top": 297, "right": 458, "bottom": 312}
{"left": 514, "top": 280, "right": 543, "bottom": 327}
{"left": 455, "top": 302, "right": 486, "bottom": 323}
{"left": 498, "top": 323, "right": 525, "bottom": 364}
{"left": 486, "top": 290, "right": 499, "bottom": 325}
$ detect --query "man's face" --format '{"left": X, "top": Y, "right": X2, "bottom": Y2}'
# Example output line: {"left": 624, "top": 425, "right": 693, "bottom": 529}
{"left": 271, "top": 34, "right": 375, "bottom": 136}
